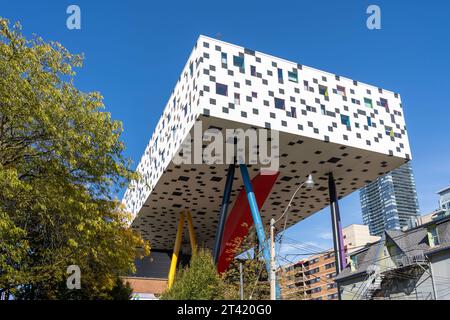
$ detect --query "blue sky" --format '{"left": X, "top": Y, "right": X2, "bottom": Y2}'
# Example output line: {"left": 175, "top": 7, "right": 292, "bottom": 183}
{"left": 2, "top": 0, "right": 449, "bottom": 260}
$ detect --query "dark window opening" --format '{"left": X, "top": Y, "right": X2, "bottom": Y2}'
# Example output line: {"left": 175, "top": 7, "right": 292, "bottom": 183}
{"left": 216, "top": 83, "right": 228, "bottom": 96}
{"left": 275, "top": 97, "right": 285, "bottom": 110}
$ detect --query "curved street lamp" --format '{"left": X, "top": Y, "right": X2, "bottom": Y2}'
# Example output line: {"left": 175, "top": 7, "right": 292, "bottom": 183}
{"left": 270, "top": 174, "right": 314, "bottom": 300}
{"left": 275, "top": 174, "right": 315, "bottom": 226}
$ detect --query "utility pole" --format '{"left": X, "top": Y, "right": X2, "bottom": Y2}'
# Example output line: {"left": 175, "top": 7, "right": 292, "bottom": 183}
{"left": 239, "top": 262, "right": 244, "bottom": 300}
{"left": 270, "top": 218, "right": 276, "bottom": 300}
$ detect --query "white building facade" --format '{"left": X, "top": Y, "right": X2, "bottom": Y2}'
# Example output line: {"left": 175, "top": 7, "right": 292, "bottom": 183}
{"left": 123, "top": 36, "right": 412, "bottom": 250}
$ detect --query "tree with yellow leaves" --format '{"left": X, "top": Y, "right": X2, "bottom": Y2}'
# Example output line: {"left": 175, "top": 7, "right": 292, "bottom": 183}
{"left": 0, "top": 18, "right": 149, "bottom": 300}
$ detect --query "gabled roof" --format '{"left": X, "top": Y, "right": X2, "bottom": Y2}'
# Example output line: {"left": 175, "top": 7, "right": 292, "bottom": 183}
{"left": 336, "top": 217, "right": 450, "bottom": 282}
{"left": 335, "top": 241, "right": 382, "bottom": 281}
{"left": 385, "top": 228, "right": 429, "bottom": 257}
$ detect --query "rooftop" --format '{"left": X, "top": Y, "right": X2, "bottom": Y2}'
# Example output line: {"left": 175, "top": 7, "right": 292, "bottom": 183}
{"left": 437, "top": 185, "right": 450, "bottom": 195}
{"left": 335, "top": 215, "right": 450, "bottom": 282}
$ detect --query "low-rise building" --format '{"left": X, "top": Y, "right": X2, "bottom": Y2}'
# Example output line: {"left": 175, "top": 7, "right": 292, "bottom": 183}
{"left": 122, "top": 251, "right": 173, "bottom": 300}
{"left": 335, "top": 215, "right": 450, "bottom": 300}
{"left": 278, "top": 224, "right": 379, "bottom": 300}
{"left": 344, "top": 224, "right": 380, "bottom": 256}
{"left": 438, "top": 186, "right": 450, "bottom": 216}
{"left": 279, "top": 251, "right": 338, "bottom": 300}
{"left": 409, "top": 209, "right": 448, "bottom": 227}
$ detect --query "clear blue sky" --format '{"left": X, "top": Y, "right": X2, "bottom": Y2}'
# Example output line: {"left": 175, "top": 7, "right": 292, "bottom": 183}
{"left": 2, "top": 0, "right": 449, "bottom": 259}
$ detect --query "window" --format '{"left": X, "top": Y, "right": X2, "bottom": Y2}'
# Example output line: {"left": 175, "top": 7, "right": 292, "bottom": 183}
{"left": 321, "top": 105, "right": 326, "bottom": 115}
{"left": 311, "top": 287, "right": 322, "bottom": 293}
{"left": 380, "top": 98, "right": 389, "bottom": 111}
{"left": 308, "top": 267, "right": 320, "bottom": 275}
{"left": 274, "top": 97, "right": 285, "bottom": 110}
{"left": 291, "top": 107, "right": 297, "bottom": 118}
{"left": 304, "top": 80, "right": 310, "bottom": 91}
{"left": 351, "top": 98, "right": 360, "bottom": 105}
{"left": 216, "top": 83, "right": 228, "bottom": 96}
{"left": 386, "top": 243, "right": 398, "bottom": 259}
{"left": 340, "top": 115, "right": 350, "bottom": 127}
{"left": 337, "top": 85, "right": 346, "bottom": 96}
{"left": 277, "top": 68, "right": 283, "bottom": 82}
{"left": 189, "top": 62, "right": 193, "bottom": 77}
{"left": 385, "top": 126, "right": 394, "bottom": 137}
{"left": 171, "top": 124, "right": 177, "bottom": 137}
{"left": 324, "top": 252, "right": 334, "bottom": 259}
{"left": 221, "top": 52, "right": 227, "bottom": 64}
{"left": 367, "top": 116, "right": 372, "bottom": 126}
{"left": 234, "top": 93, "right": 240, "bottom": 105}
{"left": 319, "top": 85, "right": 328, "bottom": 97}
{"left": 310, "top": 277, "right": 320, "bottom": 284}
{"left": 288, "top": 70, "right": 298, "bottom": 83}
{"left": 233, "top": 55, "right": 244, "bottom": 68}
{"left": 428, "top": 226, "right": 440, "bottom": 247}
{"left": 327, "top": 283, "right": 337, "bottom": 289}
{"left": 250, "top": 65, "right": 256, "bottom": 76}
{"left": 364, "top": 98, "right": 373, "bottom": 108}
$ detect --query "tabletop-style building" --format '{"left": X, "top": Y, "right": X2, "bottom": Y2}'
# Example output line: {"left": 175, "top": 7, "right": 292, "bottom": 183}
{"left": 122, "top": 36, "right": 412, "bottom": 288}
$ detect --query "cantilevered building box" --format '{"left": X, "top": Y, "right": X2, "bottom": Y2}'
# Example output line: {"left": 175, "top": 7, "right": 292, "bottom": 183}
{"left": 123, "top": 35, "right": 412, "bottom": 252}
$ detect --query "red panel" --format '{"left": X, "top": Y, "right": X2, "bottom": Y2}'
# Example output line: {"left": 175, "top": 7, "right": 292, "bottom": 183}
{"left": 217, "top": 172, "right": 279, "bottom": 273}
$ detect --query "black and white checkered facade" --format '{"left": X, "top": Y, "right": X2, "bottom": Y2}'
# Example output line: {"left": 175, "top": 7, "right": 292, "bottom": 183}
{"left": 123, "top": 36, "right": 411, "bottom": 250}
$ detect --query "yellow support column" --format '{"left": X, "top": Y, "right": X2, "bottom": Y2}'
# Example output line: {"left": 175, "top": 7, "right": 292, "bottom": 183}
{"left": 186, "top": 210, "right": 197, "bottom": 254}
{"left": 168, "top": 212, "right": 185, "bottom": 289}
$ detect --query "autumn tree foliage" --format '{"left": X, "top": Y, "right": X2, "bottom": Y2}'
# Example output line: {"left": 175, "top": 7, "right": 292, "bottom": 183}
{"left": 0, "top": 18, "right": 149, "bottom": 299}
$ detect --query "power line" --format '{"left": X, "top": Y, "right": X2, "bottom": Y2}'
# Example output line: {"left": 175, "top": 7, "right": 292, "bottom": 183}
{"left": 278, "top": 229, "right": 450, "bottom": 301}
{"left": 281, "top": 223, "right": 441, "bottom": 260}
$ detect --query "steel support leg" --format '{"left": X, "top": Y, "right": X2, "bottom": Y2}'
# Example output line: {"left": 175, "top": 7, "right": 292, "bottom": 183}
{"left": 239, "top": 164, "right": 280, "bottom": 299}
{"left": 168, "top": 212, "right": 185, "bottom": 289}
{"left": 328, "top": 172, "right": 346, "bottom": 300}
{"left": 213, "top": 164, "right": 235, "bottom": 264}
{"left": 186, "top": 210, "right": 197, "bottom": 254}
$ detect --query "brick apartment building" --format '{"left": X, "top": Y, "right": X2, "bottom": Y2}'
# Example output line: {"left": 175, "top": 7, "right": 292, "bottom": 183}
{"left": 279, "top": 250, "right": 338, "bottom": 300}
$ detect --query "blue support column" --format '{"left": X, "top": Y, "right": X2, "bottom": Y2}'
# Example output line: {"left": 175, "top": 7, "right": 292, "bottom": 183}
{"left": 239, "top": 164, "right": 281, "bottom": 299}
{"left": 213, "top": 163, "right": 235, "bottom": 265}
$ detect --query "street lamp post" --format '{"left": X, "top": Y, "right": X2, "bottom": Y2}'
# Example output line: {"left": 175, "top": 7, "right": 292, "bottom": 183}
{"left": 239, "top": 262, "right": 244, "bottom": 300}
{"left": 270, "top": 174, "right": 314, "bottom": 300}
{"left": 270, "top": 218, "right": 276, "bottom": 300}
